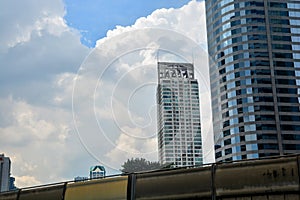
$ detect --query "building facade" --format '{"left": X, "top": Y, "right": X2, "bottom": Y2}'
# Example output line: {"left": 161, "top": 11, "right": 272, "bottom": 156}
{"left": 157, "top": 62, "right": 203, "bottom": 167}
{"left": 0, "top": 154, "right": 11, "bottom": 192}
{"left": 205, "top": 0, "right": 300, "bottom": 162}
{"left": 89, "top": 165, "right": 106, "bottom": 179}
{"left": 74, "top": 176, "right": 88, "bottom": 182}
{"left": 9, "top": 177, "right": 17, "bottom": 191}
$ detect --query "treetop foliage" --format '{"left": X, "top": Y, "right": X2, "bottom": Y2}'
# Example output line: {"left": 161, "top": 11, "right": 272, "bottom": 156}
{"left": 120, "top": 158, "right": 163, "bottom": 173}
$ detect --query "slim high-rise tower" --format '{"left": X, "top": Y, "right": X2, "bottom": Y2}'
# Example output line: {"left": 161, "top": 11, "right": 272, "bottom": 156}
{"left": 205, "top": 0, "right": 300, "bottom": 162}
{"left": 0, "top": 154, "right": 11, "bottom": 192}
{"left": 157, "top": 62, "right": 203, "bottom": 167}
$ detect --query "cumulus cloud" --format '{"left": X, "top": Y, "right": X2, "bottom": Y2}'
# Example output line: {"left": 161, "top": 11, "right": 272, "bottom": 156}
{"left": 0, "top": 0, "right": 66, "bottom": 49}
{"left": 72, "top": 0, "right": 214, "bottom": 172}
{"left": 1, "top": 0, "right": 213, "bottom": 188}
{"left": 0, "top": 97, "right": 76, "bottom": 187}
{"left": 0, "top": 0, "right": 89, "bottom": 103}
{"left": 15, "top": 176, "right": 41, "bottom": 188}
{"left": 98, "top": 0, "right": 207, "bottom": 48}
{"left": 0, "top": 0, "right": 89, "bottom": 187}
{"left": 105, "top": 128, "right": 158, "bottom": 167}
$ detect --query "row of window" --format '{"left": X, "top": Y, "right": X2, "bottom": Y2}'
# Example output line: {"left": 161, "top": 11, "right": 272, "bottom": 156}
{"left": 217, "top": 43, "right": 300, "bottom": 62}
{"left": 161, "top": 92, "right": 199, "bottom": 99}
{"left": 161, "top": 143, "right": 202, "bottom": 149}
{"left": 206, "top": 1, "right": 297, "bottom": 20}
{"left": 221, "top": 96, "right": 300, "bottom": 110}
{"left": 160, "top": 90, "right": 198, "bottom": 94}
{"left": 214, "top": 65, "right": 300, "bottom": 86}
{"left": 161, "top": 127, "right": 200, "bottom": 131}
{"left": 217, "top": 56, "right": 300, "bottom": 70}
{"left": 162, "top": 144, "right": 202, "bottom": 150}
{"left": 219, "top": 78, "right": 299, "bottom": 95}
{"left": 162, "top": 110, "right": 200, "bottom": 114}
{"left": 161, "top": 87, "right": 199, "bottom": 90}
{"left": 213, "top": 68, "right": 300, "bottom": 90}
{"left": 160, "top": 94, "right": 199, "bottom": 98}
{"left": 163, "top": 122, "right": 201, "bottom": 126}
{"left": 209, "top": 21, "right": 300, "bottom": 53}
{"left": 210, "top": 7, "right": 300, "bottom": 35}
{"left": 223, "top": 114, "right": 300, "bottom": 127}
{"left": 161, "top": 80, "right": 198, "bottom": 84}
{"left": 212, "top": 45, "right": 298, "bottom": 66}
{"left": 163, "top": 118, "right": 200, "bottom": 122}
{"left": 220, "top": 124, "right": 300, "bottom": 138}
{"left": 223, "top": 105, "right": 300, "bottom": 118}
{"left": 220, "top": 86, "right": 299, "bottom": 102}
{"left": 218, "top": 68, "right": 299, "bottom": 80}
{"left": 159, "top": 100, "right": 199, "bottom": 105}
{"left": 161, "top": 116, "right": 200, "bottom": 121}
{"left": 216, "top": 144, "right": 300, "bottom": 160}
{"left": 207, "top": 1, "right": 300, "bottom": 41}
{"left": 162, "top": 103, "right": 200, "bottom": 109}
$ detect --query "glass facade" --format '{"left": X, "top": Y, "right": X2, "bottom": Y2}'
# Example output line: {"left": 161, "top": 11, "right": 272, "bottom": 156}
{"left": 205, "top": 0, "right": 300, "bottom": 162}
{"left": 0, "top": 154, "right": 11, "bottom": 192}
{"left": 157, "top": 62, "right": 203, "bottom": 167}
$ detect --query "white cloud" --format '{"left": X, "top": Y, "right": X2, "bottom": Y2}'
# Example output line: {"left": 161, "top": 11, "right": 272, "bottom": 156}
{"left": 98, "top": 0, "right": 207, "bottom": 48}
{"left": 53, "top": 72, "right": 78, "bottom": 106}
{"left": 0, "top": 0, "right": 214, "bottom": 188}
{"left": 105, "top": 126, "right": 158, "bottom": 168}
{"left": 0, "top": 97, "right": 76, "bottom": 187}
{"left": 0, "top": 0, "right": 90, "bottom": 187}
{"left": 73, "top": 0, "right": 214, "bottom": 170}
{"left": 15, "top": 176, "right": 41, "bottom": 188}
{"left": 0, "top": 0, "right": 67, "bottom": 50}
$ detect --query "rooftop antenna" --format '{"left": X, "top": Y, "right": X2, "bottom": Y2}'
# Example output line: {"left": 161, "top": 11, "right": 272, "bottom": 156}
{"left": 156, "top": 49, "right": 160, "bottom": 82}
{"left": 192, "top": 50, "right": 195, "bottom": 65}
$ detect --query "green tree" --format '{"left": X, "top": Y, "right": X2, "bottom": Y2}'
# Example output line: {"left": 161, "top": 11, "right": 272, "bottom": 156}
{"left": 120, "top": 158, "right": 163, "bottom": 173}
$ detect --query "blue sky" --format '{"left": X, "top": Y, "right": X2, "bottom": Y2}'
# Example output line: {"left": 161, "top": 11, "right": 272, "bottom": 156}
{"left": 63, "top": 0, "right": 191, "bottom": 47}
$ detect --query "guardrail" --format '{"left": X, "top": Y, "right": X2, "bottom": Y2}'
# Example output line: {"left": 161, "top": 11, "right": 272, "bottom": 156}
{"left": 1, "top": 154, "right": 299, "bottom": 200}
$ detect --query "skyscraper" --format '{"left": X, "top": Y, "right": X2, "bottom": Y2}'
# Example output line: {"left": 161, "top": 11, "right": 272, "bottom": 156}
{"left": 0, "top": 154, "right": 11, "bottom": 192}
{"left": 157, "top": 62, "right": 203, "bottom": 167}
{"left": 205, "top": 0, "right": 300, "bottom": 162}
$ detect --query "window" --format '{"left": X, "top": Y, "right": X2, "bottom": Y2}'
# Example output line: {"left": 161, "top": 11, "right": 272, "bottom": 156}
{"left": 269, "top": 10, "right": 288, "bottom": 16}
{"left": 282, "top": 134, "right": 300, "bottom": 140}
{"left": 270, "top": 19, "right": 290, "bottom": 25}
{"left": 258, "top": 144, "right": 279, "bottom": 150}
{"left": 280, "top": 115, "right": 300, "bottom": 121}
{"left": 273, "top": 61, "right": 294, "bottom": 67}
{"left": 278, "top": 97, "right": 299, "bottom": 103}
{"left": 273, "top": 53, "right": 293, "bottom": 59}
{"left": 255, "top": 115, "right": 275, "bottom": 121}
{"left": 225, "top": 148, "right": 232, "bottom": 155}
{"left": 272, "top": 44, "right": 292, "bottom": 50}
{"left": 272, "top": 35, "right": 291, "bottom": 42}
{"left": 257, "top": 134, "right": 277, "bottom": 140}
{"left": 283, "top": 144, "right": 300, "bottom": 150}
{"left": 281, "top": 125, "right": 300, "bottom": 131}
{"left": 256, "top": 124, "right": 277, "bottom": 131}
{"left": 278, "top": 106, "right": 300, "bottom": 112}
{"left": 277, "top": 88, "right": 297, "bottom": 94}
{"left": 270, "top": 2, "right": 287, "bottom": 8}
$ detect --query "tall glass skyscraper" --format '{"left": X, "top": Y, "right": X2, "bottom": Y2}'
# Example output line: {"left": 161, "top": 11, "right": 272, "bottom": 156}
{"left": 157, "top": 62, "right": 203, "bottom": 167}
{"left": 205, "top": 0, "right": 300, "bottom": 162}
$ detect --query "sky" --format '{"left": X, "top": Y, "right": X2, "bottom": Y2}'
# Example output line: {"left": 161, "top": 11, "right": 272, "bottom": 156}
{"left": 0, "top": 0, "right": 213, "bottom": 188}
{"left": 64, "top": 0, "right": 191, "bottom": 47}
